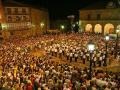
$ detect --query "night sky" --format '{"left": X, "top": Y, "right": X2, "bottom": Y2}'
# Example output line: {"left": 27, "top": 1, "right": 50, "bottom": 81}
{"left": 14, "top": 0, "right": 109, "bottom": 20}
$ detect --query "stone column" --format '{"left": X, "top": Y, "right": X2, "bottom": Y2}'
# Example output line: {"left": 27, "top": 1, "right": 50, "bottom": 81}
{"left": 92, "top": 24, "right": 95, "bottom": 33}
{"left": 102, "top": 24, "right": 105, "bottom": 35}
{"left": 114, "top": 24, "right": 117, "bottom": 34}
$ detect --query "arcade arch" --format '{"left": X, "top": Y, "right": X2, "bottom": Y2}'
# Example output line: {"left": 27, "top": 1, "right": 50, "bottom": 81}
{"left": 94, "top": 24, "right": 102, "bottom": 33}
{"left": 85, "top": 24, "right": 92, "bottom": 32}
{"left": 104, "top": 23, "right": 114, "bottom": 35}
{"left": 117, "top": 25, "right": 120, "bottom": 30}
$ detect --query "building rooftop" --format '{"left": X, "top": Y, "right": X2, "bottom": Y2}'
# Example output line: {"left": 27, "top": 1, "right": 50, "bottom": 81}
{"left": 80, "top": 0, "right": 120, "bottom": 10}
{"left": 2, "top": 0, "right": 48, "bottom": 11}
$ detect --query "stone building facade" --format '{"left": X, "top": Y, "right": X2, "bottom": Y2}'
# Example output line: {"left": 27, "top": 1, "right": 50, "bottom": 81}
{"left": 0, "top": 0, "right": 49, "bottom": 39}
{"left": 79, "top": 0, "right": 120, "bottom": 35}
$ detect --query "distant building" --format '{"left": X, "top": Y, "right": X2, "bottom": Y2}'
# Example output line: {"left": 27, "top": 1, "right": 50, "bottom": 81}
{"left": 0, "top": 0, "right": 49, "bottom": 39}
{"left": 79, "top": 0, "right": 120, "bottom": 35}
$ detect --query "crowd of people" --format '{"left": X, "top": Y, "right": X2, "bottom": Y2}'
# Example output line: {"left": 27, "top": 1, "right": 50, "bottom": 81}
{"left": 0, "top": 33, "right": 120, "bottom": 90}
{"left": 45, "top": 33, "right": 119, "bottom": 66}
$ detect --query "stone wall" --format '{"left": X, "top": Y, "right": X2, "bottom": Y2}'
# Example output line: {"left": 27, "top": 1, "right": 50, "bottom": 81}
{"left": 31, "top": 8, "right": 49, "bottom": 36}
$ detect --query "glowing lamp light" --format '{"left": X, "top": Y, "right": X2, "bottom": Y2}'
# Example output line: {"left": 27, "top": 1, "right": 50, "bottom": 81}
{"left": 116, "top": 29, "right": 120, "bottom": 34}
{"left": 2, "top": 24, "right": 7, "bottom": 30}
{"left": 87, "top": 41, "right": 95, "bottom": 52}
{"left": 105, "top": 35, "right": 110, "bottom": 41}
{"left": 61, "top": 25, "right": 65, "bottom": 30}
{"left": 40, "top": 22, "right": 45, "bottom": 28}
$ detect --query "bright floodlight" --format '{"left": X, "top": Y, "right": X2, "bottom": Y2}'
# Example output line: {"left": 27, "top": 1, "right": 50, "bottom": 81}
{"left": 87, "top": 41, "right": 95, "bottom": 52}
{"left": 116, "top": 29, "right": 120, "bottom": 33}
{"left": 61, "top": 25, "right": 65, "bottom": 29}
{"left": 105, "top": 35, "right": 110, "bottom": 41}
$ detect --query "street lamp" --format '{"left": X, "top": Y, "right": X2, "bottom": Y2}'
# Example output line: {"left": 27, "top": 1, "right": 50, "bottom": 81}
{"left": 40, "top": 22, "right": 45, "bottom": 33}
{"left": 60, "top": 25, "right": 65, "bottom": 30}
{"left": 115, "top": 29, "right": 120, "bottom": 58}
{"left": 105, "top": 35, "right": 110, "bottom": 66}
{"left": 87, "top": 41, "right": 95, "bottom": 80}
{"left": 60, "top": 25, "right": 65, "bottom": 33}
{"left": 40, "top": 22, "right": 45, "bottom": 28}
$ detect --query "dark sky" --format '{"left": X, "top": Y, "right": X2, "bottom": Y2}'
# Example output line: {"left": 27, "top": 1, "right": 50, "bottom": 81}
{"left": 14, "top": 0, "right": 109, "bottom": 20}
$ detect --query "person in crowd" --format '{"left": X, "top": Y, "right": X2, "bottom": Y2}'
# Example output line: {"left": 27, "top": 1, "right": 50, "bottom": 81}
{"left": 0, "top": 33, "right": 119, "bottom": 90}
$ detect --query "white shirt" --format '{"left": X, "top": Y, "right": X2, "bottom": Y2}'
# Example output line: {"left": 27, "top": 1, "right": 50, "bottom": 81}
{"left": 83, "top": 55, "right": 86, "bottom": 58}
{"left": 65, "top": 49, "right": 68, "bottom": 52}
{"left": 100, "top": 57, "right": 103, "bottom": 61}
{"left": 70, "top": 53, "right": 73, "bottom": 57}
{"left": 94, "top": 57, "right": 97, "bottom": 61}
{"left": 72, "top": 49, "right": 75, "bottom": 52}
{"left": 103, "top": 55, "right": 105, "bottom": 59}
{"left": 86, "top": 53, "right": 89, "bottom": 56}
{"left": 81, "top": 52, "right": 83, "bottom": 56}
{"left": 45, "top": 70, "right": 49, "bottom": 76}
{"left": 59, "top": 49, "right": 62, "bottom": 53}
{"left": 74, "top": 53, "right": 78, "bottom": 57}
{"left": 55, "top": 49, "right": 57, "bottom": 52}
{"left": 66, "top": 53, "right": 69, "bottom": 56}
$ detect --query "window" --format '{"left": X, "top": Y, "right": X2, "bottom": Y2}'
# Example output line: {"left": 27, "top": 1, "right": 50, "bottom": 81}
{"left": 97, "top": 14, "right": 101, "bottom": 20}
{"left": 8, "top": 16, "right": 12, "bottom": 22}
{"left": 16, "top": 16, "right": 21, "bottom": 21}
{"left": 14, "top": 8, "right": 18, "bottom": 14}
{"left": 22, "top": 8, "right": 26, "bottom": 14}
{"left": 7, "top": 8, "right": 11, "bottom": 14}
{"left": 23, "top": 16, "right": 27, "bottom": 21}
{"left": 87, "top": 14, "right": 91, "bottom": 20}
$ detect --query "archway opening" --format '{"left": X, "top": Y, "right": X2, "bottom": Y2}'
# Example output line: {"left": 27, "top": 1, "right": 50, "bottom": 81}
{"left": 94, "top": 24, "right": 102, "bottom": 33}
{"left": 117, "top": 25, "right": 120, "bottom": 29}
{"left": 85, "top": 24, "right": 92, "bottom": 32}
{"left": 117, "top": 25, "right": 120, "bottom": 35}
{"left": 104, "top": 24, "right": 114, "bottom": 35}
